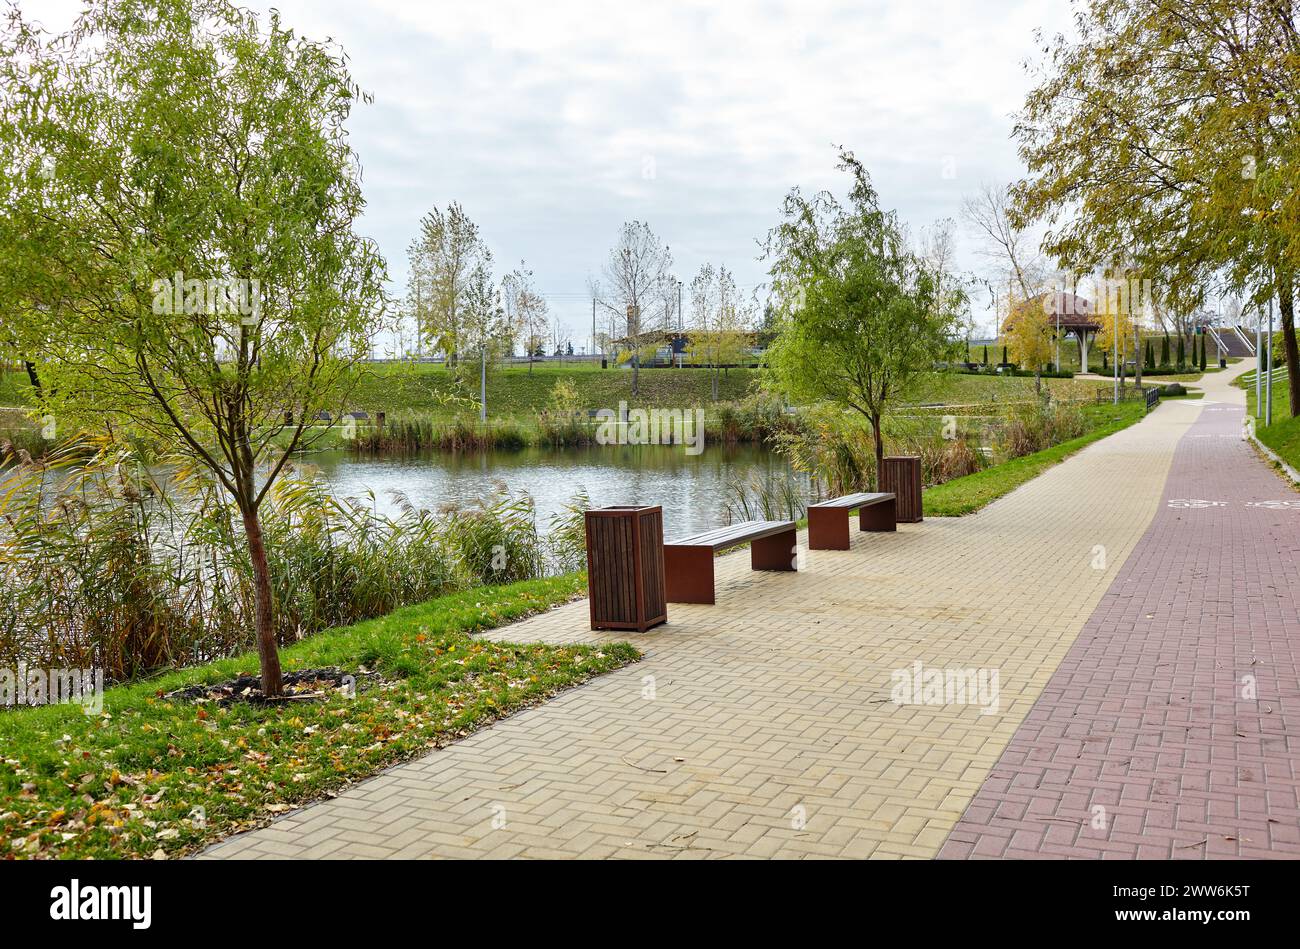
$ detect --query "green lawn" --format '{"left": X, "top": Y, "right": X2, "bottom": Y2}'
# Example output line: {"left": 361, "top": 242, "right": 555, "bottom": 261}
{"left": 0, "top": 573, "right": 638, "bottom": 860}
{"left": 2, "top": 363, "right": 1119, "bottom": 423}
{"left": 903, "top": 371, "right": 1108, "bottom": 407}
{"left": 923, "top": 401, "right": 1148, "bottom": 516}
{"left": 1247, "top": 387, "right": 1300, "bottom": 474}
{"left": 348, "top": 362, "right": 762, "bottom": 419}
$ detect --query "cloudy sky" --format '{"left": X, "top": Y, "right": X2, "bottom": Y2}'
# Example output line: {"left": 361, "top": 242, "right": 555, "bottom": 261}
{"left": 25, "top": 0, "right": 1075, "bottom": 347}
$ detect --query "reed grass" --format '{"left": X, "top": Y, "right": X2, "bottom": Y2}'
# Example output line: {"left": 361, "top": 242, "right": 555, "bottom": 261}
{"left": 0, "top": 439, "right": 589, "bottom": 683}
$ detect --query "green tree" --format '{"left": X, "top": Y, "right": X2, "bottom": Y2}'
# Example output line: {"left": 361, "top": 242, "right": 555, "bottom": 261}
{"left": 407, "top": 203, "right": 491, "bottom": 366}
{"left": 0, "top": 0, "right": 386, "bottom": 695}
{"left": 763, "top": 150, "right": 963, "bottom": 482}
{"left": 1012, "top": 0, "right": 1300, "bottom": 416}
{"left": 1005, "top": 297, "right": 1054, "bottom": 394}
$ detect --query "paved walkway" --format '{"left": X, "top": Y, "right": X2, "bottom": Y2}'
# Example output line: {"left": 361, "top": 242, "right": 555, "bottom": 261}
{"left": 940, "top": 366, "right": 1300, "bottom": 858}
{"left": 203, "top": 364, "right": 1297, "bottom": 859}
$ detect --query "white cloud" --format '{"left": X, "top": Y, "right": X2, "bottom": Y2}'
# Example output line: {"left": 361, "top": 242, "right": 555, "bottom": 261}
{"left": 20, "top": 0, "right": 1076, "bottom": 340}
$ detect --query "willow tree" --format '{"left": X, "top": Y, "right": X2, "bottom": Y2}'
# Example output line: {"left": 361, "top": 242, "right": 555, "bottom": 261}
{"left": 1012, "top": 0, "right": 1300, "bottom": 415}
{"left": 763, "top": 150, "right": 963, "bottom": 483}
{"left": 0, "top": 0, "right": 386, "bottom": 695}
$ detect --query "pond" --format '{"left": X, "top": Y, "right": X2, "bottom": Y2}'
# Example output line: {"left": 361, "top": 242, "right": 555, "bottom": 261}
{"left": 301, "top": 443, "right": 804, "bottom": 537}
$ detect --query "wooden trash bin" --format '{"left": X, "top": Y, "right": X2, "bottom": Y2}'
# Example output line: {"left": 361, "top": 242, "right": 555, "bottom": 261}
{"left": 584, "top": 506, "right": 667, "bottom": 631}
{"left": 880, "top": 456, "right": 923, "bottom": 523}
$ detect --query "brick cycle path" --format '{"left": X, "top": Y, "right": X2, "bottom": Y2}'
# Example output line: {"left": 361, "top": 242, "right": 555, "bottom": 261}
{"left": 201, "top": 366, "right": 1293, "bottom": 859}
{"left": 940, "top": 369, "right": 1300, "bottom": 859}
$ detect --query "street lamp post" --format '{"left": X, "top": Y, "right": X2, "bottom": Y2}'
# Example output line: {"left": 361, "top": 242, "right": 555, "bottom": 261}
{"left": 1257, "top": 312, "right": 1264, "bottom": 420}
{"left": 1266, "top": 296, "right": 1274, "bottom": 427}
{"left": 1112, "top": 295, "right": 1120, "bottom": 405}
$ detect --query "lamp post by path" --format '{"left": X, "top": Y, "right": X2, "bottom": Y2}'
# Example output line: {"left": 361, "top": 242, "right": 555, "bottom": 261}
{"left": 1112, "top": 303, "right": 1120, "bottom": 405}
{"left": 1257, "top": 312, "right": 1264, "bottom": 420}
{"left": 1266, "top": 297, "right": 1274, "bottom": 427}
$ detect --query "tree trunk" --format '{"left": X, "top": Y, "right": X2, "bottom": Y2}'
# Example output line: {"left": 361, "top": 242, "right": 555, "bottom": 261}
{"left": 23, "top": 361, "right": 42, "bottom": 398}
{"left": 871, "top": 412, "right": 884, "bottom": 492}
{"left": 240, "top": 506, "right": 283, "bottom": 697}
{"left": 1279, "top": 272, "right": 1300, "bottom": 419}
{"left": 1034, "top": 367, "right": 1042, "bottom": 395}
{"left": 632, "top": 354, "right": 639, "bottom": 397}
{"left": 712, "top": 367, "right": 718, "bottom": 402}
{"left": 1133, "top": 326, "right": 1143, "bottom": 388}
{"left": 480, "top": 346, "right": 487, "bottom": 423}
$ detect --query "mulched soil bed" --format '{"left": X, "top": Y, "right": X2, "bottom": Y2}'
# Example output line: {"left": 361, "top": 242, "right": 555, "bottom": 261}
{"left": 164, "top": 668, "right": 376, "bottom": 706}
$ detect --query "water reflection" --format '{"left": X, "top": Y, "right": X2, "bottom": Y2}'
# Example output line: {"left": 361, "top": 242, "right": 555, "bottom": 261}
{"left": 301, "top": 443, "right": 804, "bottom": 537}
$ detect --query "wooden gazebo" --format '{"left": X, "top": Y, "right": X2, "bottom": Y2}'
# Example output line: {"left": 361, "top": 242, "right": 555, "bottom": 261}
{"left": 1005, "top": 291, "right": 1101, "bottom": 371}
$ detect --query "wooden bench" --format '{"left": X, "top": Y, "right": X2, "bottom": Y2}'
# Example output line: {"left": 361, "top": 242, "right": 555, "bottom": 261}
{"left": 664, "top": 520, "right": 797, "bottom": 604}
{"left": 807, "top": 492, "right": 896, "bottom": 550}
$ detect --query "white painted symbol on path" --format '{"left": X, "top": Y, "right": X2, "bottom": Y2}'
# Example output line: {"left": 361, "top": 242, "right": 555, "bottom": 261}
{"left": 1167, "top": 499, "right": 1229, "bottom": 508}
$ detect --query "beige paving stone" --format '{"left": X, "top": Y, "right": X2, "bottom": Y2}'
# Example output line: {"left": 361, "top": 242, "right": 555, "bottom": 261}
{"left": 201, "top": 397, "right": 1198, "bottom": 859}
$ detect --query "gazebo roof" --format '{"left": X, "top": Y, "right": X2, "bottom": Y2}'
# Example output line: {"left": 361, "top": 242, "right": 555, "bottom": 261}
{"left": 1005, "top": 291, "right": 1101, "bottom": 332}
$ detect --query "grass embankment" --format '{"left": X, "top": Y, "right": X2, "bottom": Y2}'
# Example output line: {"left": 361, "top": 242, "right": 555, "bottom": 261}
{"left": 1246, "top": 385, "right": 1300, "bottom": 475}
{"left": 905, "top": 372, "right": 1109, "bottom": 406}
{"left": 349, "top": 362, "right": 761, "bottom": 419}
{"left": 922, "top": 401, "right": 1147, "bottom": 516}
{"left": 0, "top": 574, "right": 638, "bottom": 860}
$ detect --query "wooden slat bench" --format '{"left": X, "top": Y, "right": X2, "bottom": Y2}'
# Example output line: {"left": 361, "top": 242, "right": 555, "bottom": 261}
{"left": 664, "top": 520, "right": 797, "bottom": 604}
{"left": 807, "top": 492, "right": 896, "bottom": 550}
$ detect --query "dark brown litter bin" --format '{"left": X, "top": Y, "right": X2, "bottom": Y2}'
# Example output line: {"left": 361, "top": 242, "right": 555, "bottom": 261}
{"left": 584, "top": 506, "right": 667, "bottom": 631}
{"left": 880, "top": 456, "right": 923, "bottom": 523}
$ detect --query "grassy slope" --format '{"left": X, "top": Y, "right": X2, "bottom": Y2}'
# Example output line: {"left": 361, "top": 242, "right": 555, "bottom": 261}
{"left": 905, "top": 372, "right": 1107, "bottom": 406}
{"left": 0, "top": 573, "right": 639, "bottom": 859}
{"left": 348, "top": 362, "right": 761, "bottom": 419}
{"left": 923, "top": 401, "right": 1147, "bottom": 516}
{"left": 2, "top": 364, "right": 1114, "bottom": 420}
{"left": 1246, "top": 386, "right": 1300, "bottom": 473}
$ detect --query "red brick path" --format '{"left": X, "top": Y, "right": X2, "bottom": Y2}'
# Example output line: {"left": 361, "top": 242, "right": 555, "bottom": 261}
{"left": 939, "top": 402, "right": 1300, "bottom": 859}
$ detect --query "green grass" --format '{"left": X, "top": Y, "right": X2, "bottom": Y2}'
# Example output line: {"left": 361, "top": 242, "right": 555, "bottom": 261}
{"left": 4, "top": 364, "right": 1117, "bottom": 423}
{"left": 349, "top": 362, "right": 761, "bottom": 419}
{"left": 1237, "top": 365, "right": 1290, "bottom": 389}
{"left": 0, "top": 371, "right": 34, "bottom": 407}
{"left": 922, "top": 401, "right": 1147, "bottom": 516}
{"left": 904, "top": 372, "right": 1108, "bottom": 407}
{"left": 0, "top": 573, "right": 638, "bottom": 859}
{"left": 1247, "top": 387, "right": 1300, "bottom": 474}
